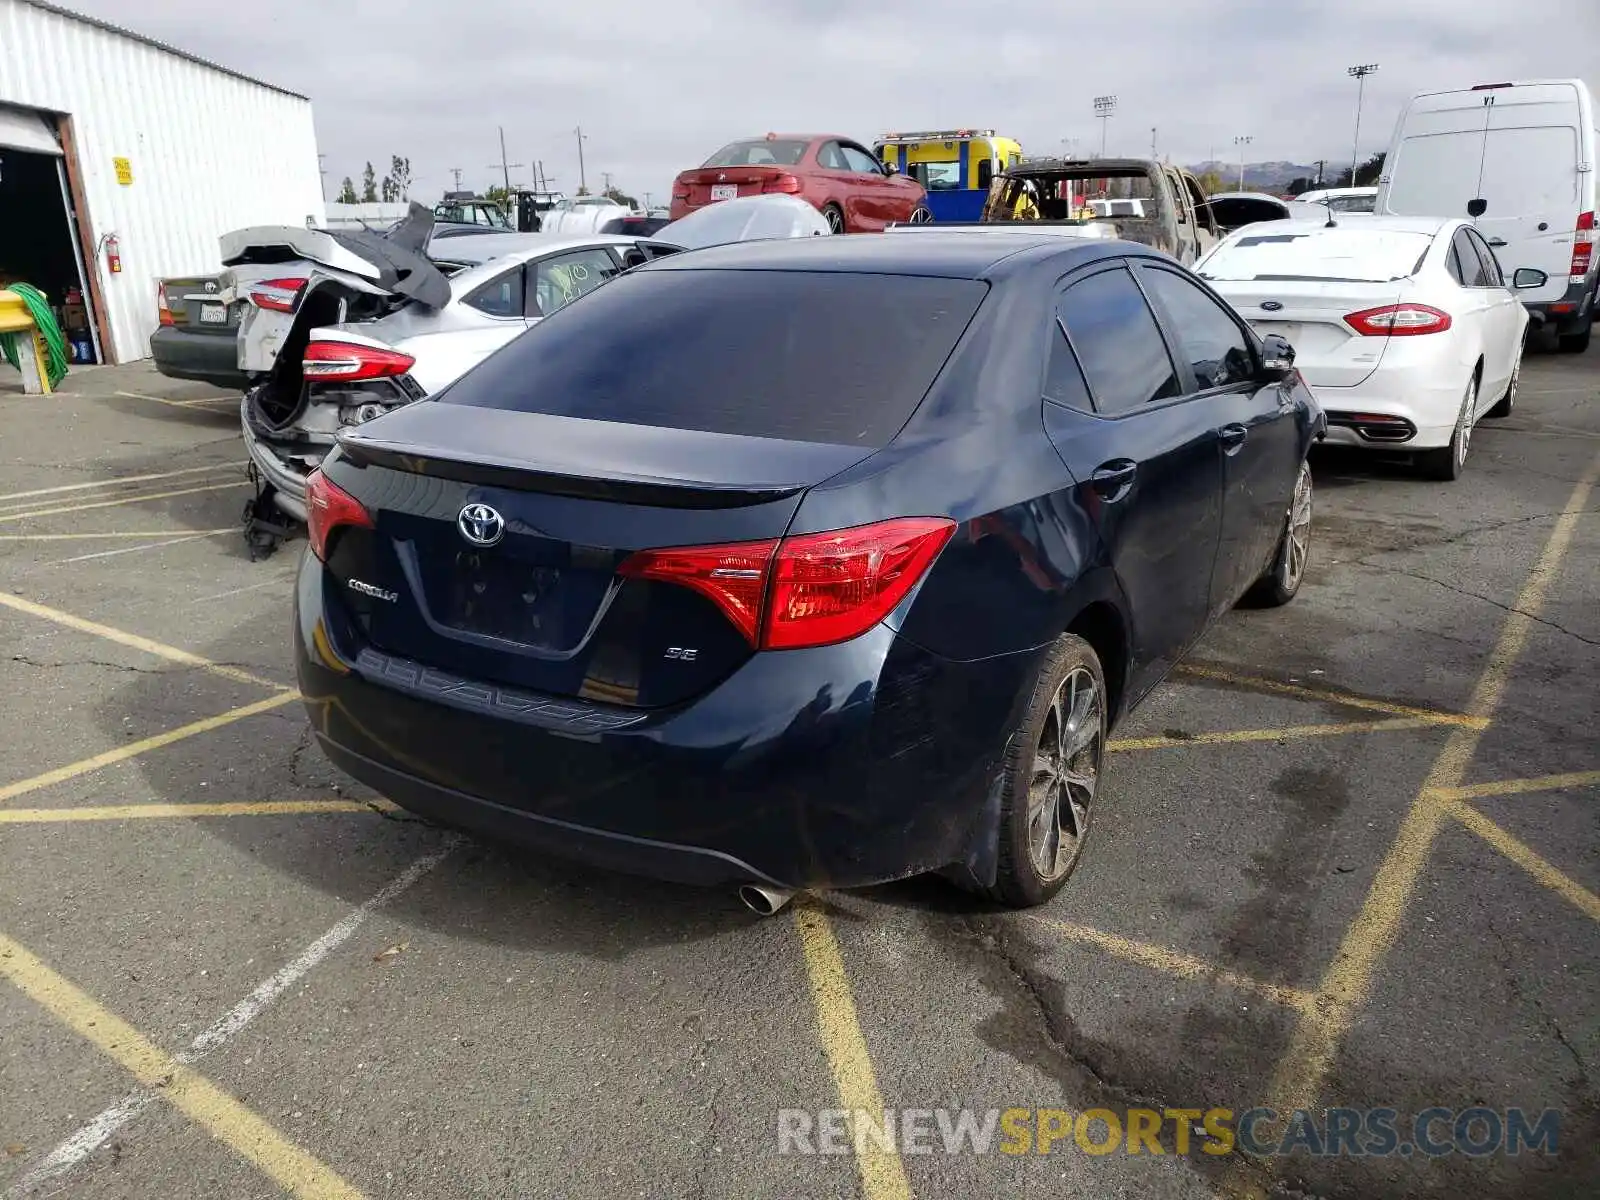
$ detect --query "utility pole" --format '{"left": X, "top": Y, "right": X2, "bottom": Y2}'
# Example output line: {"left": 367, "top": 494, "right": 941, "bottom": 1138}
{"left": 450, "top": 167, "right": 463, "bottom": 192}
{"left": 1234, "top": 135, "right": 1253, "bottom": 191}
{"left": 1093, "top": 96, "right": 1117, "bottom": 158}
{"left": 317, "top": 153, "right": 328, "bottom": 201}
{"left": 1151, "top": 126, "right": 1158, "bottom": 162}
{"left": 643, "top": 190, "right": 653, "bottom": 210}
{"left": 1314, "top": 159, "right": 1326, "bottom": 187}
{"left": 601, "top": 170, "right": 612, "bottom": 196}
{"left": 487, "top": 125, "right": 524, "bottom": 195}
{"left": 574, "top": 126, "right": 589, "bottom": 194}
{"left": 1347, "top": 63, "right": 1380, "bottom": 185}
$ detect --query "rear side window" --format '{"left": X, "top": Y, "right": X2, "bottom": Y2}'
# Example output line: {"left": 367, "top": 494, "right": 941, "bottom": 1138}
{"left": 463, "top": 266, "right": 524, "bottom": 318}
{"left": 1464, "top": 228, "right": 1505, "bottom": 287}
{"left": 1452, "top": 229, "right": 1494, "bottom": 287}
{"left": 1057, "top": 268, "right": 1180, "bottom": 415}
{"left": 441, "top": 269, "right": 988, "bottom": 446}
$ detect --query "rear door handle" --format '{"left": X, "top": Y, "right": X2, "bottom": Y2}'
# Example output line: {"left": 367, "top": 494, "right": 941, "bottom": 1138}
{"left": 1090, "top": 459, "right": 1138, "bottom": 500}
{"left": 1219, "top": 423, "right": 1248, "bottom": 453}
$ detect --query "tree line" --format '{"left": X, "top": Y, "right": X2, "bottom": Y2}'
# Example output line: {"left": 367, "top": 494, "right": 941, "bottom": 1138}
{"left": 334, "top": 156, "right": 413, "bottom": 205}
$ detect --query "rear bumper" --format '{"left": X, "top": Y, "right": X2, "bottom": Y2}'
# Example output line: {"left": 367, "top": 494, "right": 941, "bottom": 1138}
{"left": 148, "top": 327, "right": 246, "bottom": 389}
{"left": 294, "top": 553, "right": 1034, "bottom": 891}
{"left": 239, "top": 396, "right": 311, "bottom": 522}
{"left": 1523, "top": 279, "right": 1595, "bottom": 333}
{"left": 1304, "top": 352, "right": 1470, "bottom": 450}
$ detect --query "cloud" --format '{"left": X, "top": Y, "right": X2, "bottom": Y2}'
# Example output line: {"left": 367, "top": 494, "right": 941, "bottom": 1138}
{"left": 57, "top": 0, "right": 1600, "bottom": 202}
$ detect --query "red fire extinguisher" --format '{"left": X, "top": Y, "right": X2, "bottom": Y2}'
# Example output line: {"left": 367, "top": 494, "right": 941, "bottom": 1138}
{"left": 104, "top": 233, "right": 121, "bottom": 275}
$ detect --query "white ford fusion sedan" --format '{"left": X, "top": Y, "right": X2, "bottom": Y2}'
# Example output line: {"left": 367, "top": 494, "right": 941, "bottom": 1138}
{"left": 1197, "top": 215, "right": 1536, "bottom": 480}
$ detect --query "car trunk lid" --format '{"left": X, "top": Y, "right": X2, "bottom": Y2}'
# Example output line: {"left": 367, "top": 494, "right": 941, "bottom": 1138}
{"left": 1209, "top": 280, "right": 1409, "bottom": 387}
{"left": 321, "top": 404, "right": 877, "bottom": 707}
{"left": 675, "top": 166, "right": 799, "bottom": 207}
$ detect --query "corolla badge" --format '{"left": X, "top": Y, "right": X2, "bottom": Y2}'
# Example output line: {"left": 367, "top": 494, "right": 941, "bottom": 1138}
{"left": 1260, "top": 300, "right": 1284, "bottom": 312}
{"left": 457, "top": 503, "right": 505, "bottom": 547}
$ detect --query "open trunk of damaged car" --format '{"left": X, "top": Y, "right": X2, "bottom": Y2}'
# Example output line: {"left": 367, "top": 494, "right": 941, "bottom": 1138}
{"left": 229, "top": 204, "right": 457, "bottom": 557}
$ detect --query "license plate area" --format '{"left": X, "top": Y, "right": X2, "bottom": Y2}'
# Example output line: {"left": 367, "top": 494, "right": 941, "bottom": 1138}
{"left": 198, "top": 303, "right": 228, "bottom": 325}
{"left": 710, "top": 184, "right": 738, "bottom": 202}
{"left": 441, "top": 549, "right": 611, "bottom": 651}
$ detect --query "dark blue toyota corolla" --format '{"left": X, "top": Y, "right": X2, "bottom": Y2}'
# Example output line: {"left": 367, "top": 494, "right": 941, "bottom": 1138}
{"left": 294, "top": 232, "right": 1324, "bottom": 910}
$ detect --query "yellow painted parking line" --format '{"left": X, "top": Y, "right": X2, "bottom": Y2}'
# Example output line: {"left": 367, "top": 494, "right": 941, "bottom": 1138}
{"left": 1109, "top": 716, "right": 1452, "bottom": 754}
{"left": 0, "top": 464, "right": 232, "bottom": 505}
{"left": 0, "top": 797, "right": 394, "bottom": 823}
{"left": 793, "top": 900, "right": 913, "bottom": 1200}
{"left": 1427, "top": 768, "right": 1600, "bottom": 804}
{"left": 0, "top": 529, "right": 238, "bottom": 541}
{"left": 1450, "top": 803, "right": 1600, "bottom": 923}
{"left": 0, "top": 692, "right": 300, "bottom": 805}
{"left": 1175, "top": 663, "right": 1484, "bottom": 726}
{"left": 1030, "top": 919, "right": 1318, "bottom": 1013}
{"left": 0, "top": 590, "right": 287, "bottom": 691}
{"left": 1253, "top": 447, "right": 1600, "bottom": 1156}
{"left": 0, "top": 930, "right": 365, "bottom": 1199}
{"left": 0, "top": 481, "right": 244, "bottom": 523}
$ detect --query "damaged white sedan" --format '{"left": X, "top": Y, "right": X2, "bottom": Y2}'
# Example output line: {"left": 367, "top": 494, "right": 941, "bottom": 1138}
{"left": 232, "top": 197, "right": 830, "bottom": 556}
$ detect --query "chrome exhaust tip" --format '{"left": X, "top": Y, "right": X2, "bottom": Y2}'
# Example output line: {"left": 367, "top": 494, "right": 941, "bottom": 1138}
{"left": 737, "top": 883, "right": 795, "bottom": 916}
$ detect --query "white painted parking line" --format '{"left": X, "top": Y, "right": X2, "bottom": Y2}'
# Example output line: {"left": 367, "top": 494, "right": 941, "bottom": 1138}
{"left": 52, "top": 532, "right": 220, "bottom": 565}
{"left": 0, "top": 465, "right": 233, "bottom": 505}
{"left": 9, "top": 840, "right": 459, "bottom": 1196}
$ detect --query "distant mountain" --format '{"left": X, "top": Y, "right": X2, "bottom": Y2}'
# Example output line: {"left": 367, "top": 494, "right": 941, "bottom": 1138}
{"left": 1187, "top": 160, "right": 1320, "bottom": 193}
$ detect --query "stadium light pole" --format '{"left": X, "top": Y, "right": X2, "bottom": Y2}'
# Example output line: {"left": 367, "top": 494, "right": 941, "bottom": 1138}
{"left": 1234, "top": 135, "right": 1253, "bottom": 191}
{"left": 1093, "top": 96, "right": 1117, "bottom": 158}
{"left": 1348, "top": 63, "right": 1379, "bottom": 184}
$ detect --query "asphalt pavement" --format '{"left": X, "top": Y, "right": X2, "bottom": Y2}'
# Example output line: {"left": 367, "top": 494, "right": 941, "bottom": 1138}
{"left": 0, "top": 345, "right": 1595, "bottom": 1200}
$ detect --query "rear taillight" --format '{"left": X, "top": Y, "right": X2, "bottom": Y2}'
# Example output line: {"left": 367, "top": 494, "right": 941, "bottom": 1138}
{"left": 1571, "top": 211, "right": 1594, "bottom": 282}
{"left": 305, "top": 470, "right": 373, "bottom": 562}
{"left": 618, "top": 517, "right": 956, "bottom": 650}
{"left": 1345, "top": 304, "right": 1453, "bottom": 336}
{"left": 249, "top": 277, "right": 308, "bottom": 313}
{"left": 761, "top": 174, "right": 803, "bottom": 195}
{"left": 157, "top": 283, "right": 174, "bottom": 326}
{"left": 302, "top": 340, "right": 417, "bottom": 382}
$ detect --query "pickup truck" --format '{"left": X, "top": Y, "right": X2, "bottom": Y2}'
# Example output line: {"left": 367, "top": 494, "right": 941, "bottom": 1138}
{"left": 893, "top": 157, "right": 1221, "bottom": 267}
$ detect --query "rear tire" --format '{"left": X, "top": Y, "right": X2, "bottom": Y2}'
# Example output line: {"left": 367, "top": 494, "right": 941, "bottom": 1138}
{"left": 986, "top": 635, "right": 1106, "bottom": 909}
{"left": 1557, "top": 320, "right": 1592, "bottom": 353}
{"left": 1418, "top": 374, "right": 1478, "bottom": 482}
{"left": 1244, "top": 459, "right": 1312, "bottom": 607}
{"left": 907, "top": 204, "right": 934, "bottom": 224}
{"left": 822, "top": 204, "right": 845, "bottom": 234}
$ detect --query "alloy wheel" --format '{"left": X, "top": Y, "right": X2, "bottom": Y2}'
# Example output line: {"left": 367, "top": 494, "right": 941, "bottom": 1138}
{"left": 1456, "top": 377, "right": 1478, "bottom": 468}
{"left": 1028, "top": 666, "right": 1101, "bottom": 880}
{"left": 908, "top": 207, "right": 933, "bottom": 224}
{"left": 825, "top": 207, "right": 845, "bottom": 234}
{"left": 1282, "top": 461, "right": 1313, "bottom": 589}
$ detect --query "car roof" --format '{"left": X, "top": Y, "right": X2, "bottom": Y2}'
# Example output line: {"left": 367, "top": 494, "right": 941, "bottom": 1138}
{"left": 648, "top": 230, "right": 1141, "bottom": 279}
{"left": 440, "top": 234, "right": 645, "bottom": 289}
{"left": 1224, "top": 215, "right": 1451, "bottom": 238}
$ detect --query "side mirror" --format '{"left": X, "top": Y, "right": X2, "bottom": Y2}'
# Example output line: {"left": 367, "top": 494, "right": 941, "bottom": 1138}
{"left": 1467, "top": 198, "right": 1488, "bottom": 218}
{"left": 1512, "top": 267, "right": 1548, "bottom": 290}
{"left": 1260, "top": 332, "right": 1296, "bottom": 379}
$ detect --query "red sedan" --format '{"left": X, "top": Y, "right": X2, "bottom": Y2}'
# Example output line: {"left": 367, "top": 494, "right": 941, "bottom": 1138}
{"left": 669, "top": 134, "right": 931, "bottom": 233}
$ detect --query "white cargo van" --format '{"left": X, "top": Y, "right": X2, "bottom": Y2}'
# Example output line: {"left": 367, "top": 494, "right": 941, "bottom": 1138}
{"left": 1376, "top": 79, "right": 1597, "bottom": 353}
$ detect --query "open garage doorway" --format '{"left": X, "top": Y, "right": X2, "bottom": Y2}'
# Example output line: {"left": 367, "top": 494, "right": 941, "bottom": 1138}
{"left": 0, "top": 103, "right": 102, "bottom": 369}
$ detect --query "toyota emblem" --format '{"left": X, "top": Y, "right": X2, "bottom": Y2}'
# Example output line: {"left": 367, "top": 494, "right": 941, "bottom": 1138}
{"left": 457, "top": 503, "right": 505, "bottom": 547}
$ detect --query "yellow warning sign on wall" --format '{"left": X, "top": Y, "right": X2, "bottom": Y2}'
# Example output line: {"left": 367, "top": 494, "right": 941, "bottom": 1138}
{"left": 113, "top": 157, "right": 132, "bottom": 186}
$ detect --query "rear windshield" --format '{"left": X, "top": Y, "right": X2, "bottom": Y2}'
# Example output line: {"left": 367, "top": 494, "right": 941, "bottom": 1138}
{"left": 703, "top": 139, "right": 809, "bottom": 168}
{"left": 987, "top": 170, "right": 1159, "bottom": 222}
{"left": 438, "top": 269, "right": 988, "bottom": 446}
{"left": 1199, "top": 228, "right": 1434, "bottom": 283}
{"left": 1386, "top": 126, "right": 1578, "bottom": 218}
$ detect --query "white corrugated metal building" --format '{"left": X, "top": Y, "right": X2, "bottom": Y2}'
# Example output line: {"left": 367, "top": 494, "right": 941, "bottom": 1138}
{"left": 0, "top": 0, "right": 324, "bottom": 364}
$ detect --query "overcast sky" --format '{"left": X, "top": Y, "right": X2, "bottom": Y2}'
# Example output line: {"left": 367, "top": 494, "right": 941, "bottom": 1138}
{"left": 66, "top": 0, "right": 1600, "bottom": 204}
